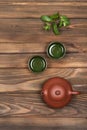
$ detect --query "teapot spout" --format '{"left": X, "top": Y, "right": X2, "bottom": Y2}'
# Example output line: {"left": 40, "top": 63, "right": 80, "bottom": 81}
{"left": 69, "top": 91, "right": 80, "bottom": 95}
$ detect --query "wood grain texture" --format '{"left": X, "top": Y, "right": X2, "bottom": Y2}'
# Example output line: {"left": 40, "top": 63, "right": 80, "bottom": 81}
{"left": 0, "top": 19, "right": 86, "bottom": 43}
{"left": 0, "top": 0, "right": 87, "bottom": 129}
{"left": 0, "top": 118, "right": 86, "bottom": 129}
{"left": 0, "top": 93, "right": 86, "bottom": 118}
{"left": 0, "top": 0, "right": 87, "bottom": 2}
{"left": 0, "top": 2, "right": 86, "bottom": 18}
{"left": 0, "top": 53, "right": 86, "bottom": 68}
{"left": 0, "top": 68, "right": 87, "bottom": 91}
{"left": 0, "top": 126, "right": 86, "bottom": 130}
{"left": 0, "top": 42, "right": 87, "bottom": 53}
{"left": 0, "top": 68, "right": 87, "bottom": 118}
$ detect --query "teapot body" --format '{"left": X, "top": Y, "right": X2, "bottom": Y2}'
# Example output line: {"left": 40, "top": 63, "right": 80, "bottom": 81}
{"left": 41, "top": 77, "right": 80, "bottom": 108}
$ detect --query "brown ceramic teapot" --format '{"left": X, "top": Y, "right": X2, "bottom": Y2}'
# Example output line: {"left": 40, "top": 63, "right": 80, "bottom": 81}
{"left": 41, "top": 77, "right": 80, "bottom": 108}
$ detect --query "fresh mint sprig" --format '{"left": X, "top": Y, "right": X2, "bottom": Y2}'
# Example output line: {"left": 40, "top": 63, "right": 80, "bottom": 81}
{"left": 40, "top": 15, "right": 53, "bottom": 22}
{"left": 60, "top": 15, "right": 70, "bottom": 27}
{"left": 52, "top": 22, "right": 60, "bottom": 35}
{"left": 43, "top": 23, "right": 51, "bottom": 31}
{"left": 40, "top": 12, "right": 70, "bottom": 35}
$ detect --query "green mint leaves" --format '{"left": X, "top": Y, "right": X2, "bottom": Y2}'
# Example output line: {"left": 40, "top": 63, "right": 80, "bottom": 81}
{"left": 50, "top": 13, "right": 59, "bottom": 20}
{"left": 40, "top": 15, "right": 53, "bottom": 22}
{"left": 60, "top": 15, "right": 70, "bottom": 27}
{"left": 52, "top": 22, "right": 60, "bottom": 35}
{"left": 40, "top": 13, "right": 70, "bottom": 35}
{"left": 43, "top": 23, "right": 51, "bottom": 31}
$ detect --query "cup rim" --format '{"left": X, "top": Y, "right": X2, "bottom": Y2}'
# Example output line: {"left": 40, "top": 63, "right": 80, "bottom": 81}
{"left": 46, "top": 41, "right": 66, "bottom": 60}
{"left": 28, "top": 55, "right": 47, "bottom": 73}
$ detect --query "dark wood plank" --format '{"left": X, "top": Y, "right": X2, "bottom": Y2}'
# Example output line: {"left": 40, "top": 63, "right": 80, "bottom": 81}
{"left": 0, "top": 125, "right": 87, "bottom": 130}
{"left": 0, "top": 0, "right": 86, "bottom": 129}
{"left": 0, "top": 67, "right": 87, "bottom": 119}
{"left": 0, "top": 53, "right": 86, "bottom": 68}
{"left": 0, "top": 42, "right": 87, "bottom": 53}
{"left": 0, "top": 34, "right": 86, "bottom": 43}
{"left": 0, "top": 118, "right": 86, "bottom": 130}
{"left": 0, "top": 68, "right": 87, "bottom": 92}
{"left": 0, "top": 67, "right": 87, "bottom": 118}
{"left": 0, "top": 19, "right": 86, "bottom": 43}
{"left": 0, "top": 92, "right": 86, "bottom": 118}
{"left": 0, "top": 0, "right": 87, "bottom": 2}
{"left": 0, "top": 2, "right": 86, "bottom": 18}
{"left": 0, "top": 68, "right": 87, "bottom": 118}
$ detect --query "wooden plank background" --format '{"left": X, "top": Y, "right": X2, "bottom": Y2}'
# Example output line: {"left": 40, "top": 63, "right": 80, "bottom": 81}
{"left": 0, "top": 0, "right": 87, "bottom": 130}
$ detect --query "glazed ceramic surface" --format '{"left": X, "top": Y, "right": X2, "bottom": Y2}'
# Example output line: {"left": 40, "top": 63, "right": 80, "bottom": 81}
{"left": 28, "top": 56, "right": 47, "bottom": 73}
{"left": 47, "top": 42, "right": 66, "bottom": 59}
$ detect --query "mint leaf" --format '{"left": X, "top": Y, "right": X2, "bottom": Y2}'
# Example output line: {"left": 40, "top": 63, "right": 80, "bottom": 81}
{"left": 52, "top": 23, "right": 60, "bottom": 35}
{"left": 43, "top": 23, "right": 51, "bottom": 31}
{"left": 40, "top": 13, "right": 70, "bottom": 35}
{"left": 50, "top": 13, "right": 59, "bottom": 20}
{"left": 60, "top": 15, "right": 69, "bottom": 20}
{"left": 59, "top": 20, "right": 63, "bottom": 27}
{"left": 63, "top": 20, "right": 70, "bottom": 26}
{"left": 60, "top": 15, "right": 70, "bottom": 27}
{"left": 40, "top": 15, "right": 53, "bottom": 22}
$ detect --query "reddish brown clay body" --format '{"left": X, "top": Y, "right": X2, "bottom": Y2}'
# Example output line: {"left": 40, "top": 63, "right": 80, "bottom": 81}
{"left": 41, "top": 77, "right": 80, "bottom": 108}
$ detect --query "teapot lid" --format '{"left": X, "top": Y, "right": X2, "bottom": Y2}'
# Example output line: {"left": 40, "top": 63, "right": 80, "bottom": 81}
{"left": 41, "top": 77, "right": 79, "bottom": 108}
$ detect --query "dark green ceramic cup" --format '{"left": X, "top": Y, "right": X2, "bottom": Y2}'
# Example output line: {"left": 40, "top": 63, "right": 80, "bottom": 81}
{"left": 47, "top": 42, "right": 66, "bottom": 59}
{"left": 28, "top": 56, "right": 47, "bottom": 73}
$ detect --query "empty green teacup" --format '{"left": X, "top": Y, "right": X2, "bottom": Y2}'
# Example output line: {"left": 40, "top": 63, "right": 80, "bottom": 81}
{"left": 47, "top": 42, "right": 66, "bottom": 59}
{"left": 28, "top": 56, "right": 47, "bottom": 73}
